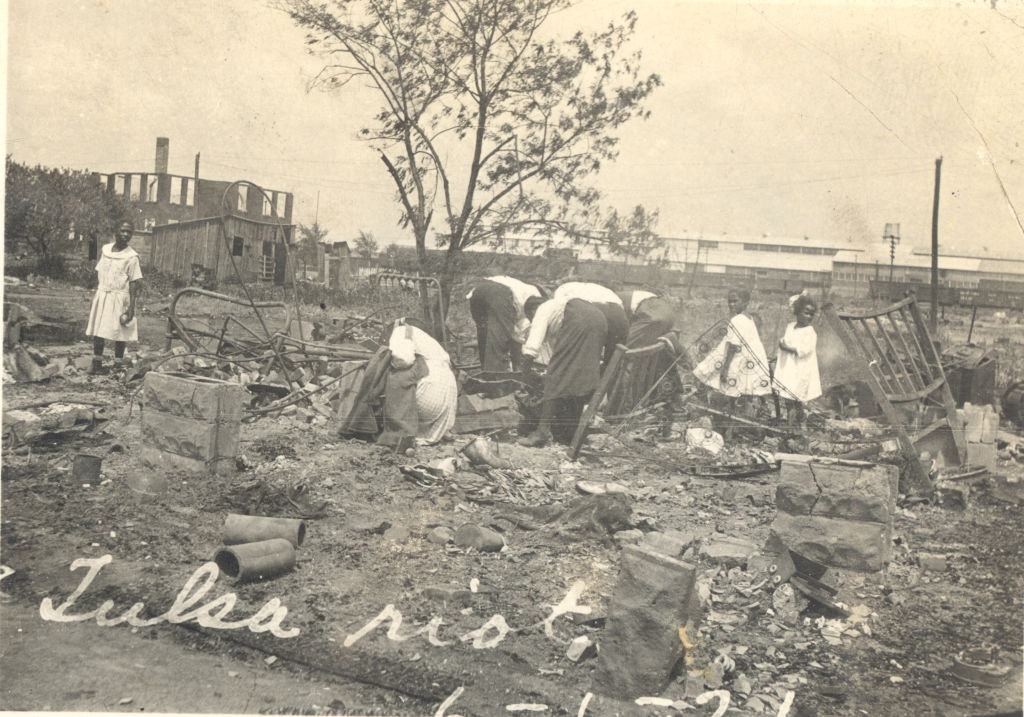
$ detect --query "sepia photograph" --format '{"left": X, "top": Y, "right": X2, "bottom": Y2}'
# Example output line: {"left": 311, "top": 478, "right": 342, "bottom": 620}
{"left": 2, "top": 0, "right": 1023, "bottom": 715}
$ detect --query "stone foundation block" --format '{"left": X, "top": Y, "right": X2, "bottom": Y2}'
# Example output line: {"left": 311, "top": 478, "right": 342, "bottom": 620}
{"left": 770, "top": 513, "right": 890, "bottom": 572}
{"left": 776, "top": 459, "right": 897, "bottom": 524}
{"left": 142, "top": 371, "right": 244, "bottom": 423}
{"left": 593, "top": 546, "right": 698, "bottom": 700}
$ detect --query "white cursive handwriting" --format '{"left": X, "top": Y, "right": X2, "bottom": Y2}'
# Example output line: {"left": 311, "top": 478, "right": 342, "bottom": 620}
{"left": 38, "top": 554, "right": 299, "bottom": 638}
{"left": 344, "top": 579, "right": 592, "bottom": 650}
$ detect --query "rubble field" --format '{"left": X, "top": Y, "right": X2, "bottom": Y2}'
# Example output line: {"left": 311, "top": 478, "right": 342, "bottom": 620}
{"left": 2, "top": 278, "right": 1023, "bottom": 716}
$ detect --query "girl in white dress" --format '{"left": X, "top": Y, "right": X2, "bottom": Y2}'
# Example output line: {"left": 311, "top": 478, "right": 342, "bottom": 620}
{"left": 773, "top": 292, "right": 822, "bottom": 426}
{"left": 86, "top": 221, "right": 143, "bottom": 374}
{"left": 693, "top": 288, "right": 772, "bottom": 401}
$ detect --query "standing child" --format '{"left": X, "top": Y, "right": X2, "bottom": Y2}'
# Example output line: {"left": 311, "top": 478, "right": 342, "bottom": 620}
{"left": 86, "top": 220, "right": 143, "bottom": 374}
{"left": 773, "top": 292, "right": 822, "bottom": 426}
{"left": 693, "top": 288, "right": 773, "bottom": 412}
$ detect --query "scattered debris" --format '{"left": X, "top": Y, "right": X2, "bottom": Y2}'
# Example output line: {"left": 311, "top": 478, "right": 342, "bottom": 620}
{"left": 565, "top": 635, "right": 598, "bottom": 663}
{"left": 461, "top": 436, "right": 513, "bottom": 469}
{"left": 71, "top": 453, "right": 102, "bottom": 482}
{"left": 685, "top": 426, "right": 724, "bottom": 455}
{"left": 918, "top": 553, "right": 948, "bottom": 573}
{"left": 453, "top": 524, "right": 505, "bottom": 552}
{"left": 613, "top": 529, "right": 644, "bottom": 545}
{"left": 575, "top": 480, "right": 629, "bottom": 496}
{"left": 427, "top": 526, "right": 455, "bottom": 545}
{"left": 950, "top": 645, "right": 1013, "bottom": 687}
{"left": 699, "top": 534, "right": 758, "bottom": 569}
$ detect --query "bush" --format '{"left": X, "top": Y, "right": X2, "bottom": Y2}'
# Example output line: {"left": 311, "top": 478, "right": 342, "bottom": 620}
{"left": 34, "top": 253, "right": 67, "bottom": 278}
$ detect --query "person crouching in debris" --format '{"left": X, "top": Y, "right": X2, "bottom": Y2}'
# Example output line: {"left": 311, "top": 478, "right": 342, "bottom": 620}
{"left": 385, "top": 318, "right": 458, "bottom": 445}
{"left": 692, "top": 288, "right": 772, "bottom": 411}
{"left": 86, "top": 220, "right": 143, "bottom": 375}
{"left": 517, "top": 293, "right": 616, "bottom": 447}
{"left": 773, "top": 292, "right": 822, "bottom": 427}
{"left": 616, "top": 288, "right": 676, "bottom": 347}
{"left": 467, "top": 275, "right": 545, "bottom": 372}
{"left": 338, "top": 317, "right": 456, "bottom": 447}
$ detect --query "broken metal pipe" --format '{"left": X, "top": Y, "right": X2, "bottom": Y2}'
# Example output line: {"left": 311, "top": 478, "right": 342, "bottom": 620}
{"left": 213, "top": 538, "right": 296, "bottom": 583}
{"left": 223, "top": 513, "right": 306, "bottom": 548}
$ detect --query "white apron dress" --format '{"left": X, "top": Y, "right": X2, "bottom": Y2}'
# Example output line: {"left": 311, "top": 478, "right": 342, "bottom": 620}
{"left": 773, "top": 322, "right": 822, "bottom": 403}
{"left": 693, "top": 313, "right": 772, "bottom": 397}
{"left": 388, "top": 324, "right": 458, "bottom": 444}
{"left": 86, "top": 243, "right": 143, "bottom": 343}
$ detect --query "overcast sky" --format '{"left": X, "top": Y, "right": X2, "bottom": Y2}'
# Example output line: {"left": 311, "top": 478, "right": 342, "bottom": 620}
{"left": 6, "top": 0, "right": 1024, "bottom": 257}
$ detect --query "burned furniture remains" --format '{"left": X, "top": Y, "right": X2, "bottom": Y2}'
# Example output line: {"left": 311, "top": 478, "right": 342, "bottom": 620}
{"left": 822, "top": 294, "right": 965, "bottom": 494}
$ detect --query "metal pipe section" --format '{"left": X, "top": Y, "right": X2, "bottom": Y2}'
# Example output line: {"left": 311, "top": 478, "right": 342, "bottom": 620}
{"left": 214, "top": 538, "right": 296, "bottom": 583}
{"left": 223, "top": 514, "right": 306, "bottom": 547}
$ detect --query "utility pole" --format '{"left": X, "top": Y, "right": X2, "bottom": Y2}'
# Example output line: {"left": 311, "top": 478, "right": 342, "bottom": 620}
{"left": 883, "top": 223, "right": 900, "bottom": 297}
{"left": 193, "top": 152, "right": 201, "bottom": 220}
{"left": 930, "top": 156, "right": 943, "bottom": 334}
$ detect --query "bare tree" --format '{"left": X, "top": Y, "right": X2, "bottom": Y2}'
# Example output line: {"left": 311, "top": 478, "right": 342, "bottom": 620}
{"left": 282, "top": 0, "right": 662, "bottom": 306}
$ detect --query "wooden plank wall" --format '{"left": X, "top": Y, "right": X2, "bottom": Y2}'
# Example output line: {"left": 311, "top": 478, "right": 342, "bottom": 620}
{"left": 150, "top": 217, "right": 294, "bottom": 286}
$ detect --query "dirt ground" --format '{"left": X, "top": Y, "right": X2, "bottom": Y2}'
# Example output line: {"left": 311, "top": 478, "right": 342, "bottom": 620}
{"left": 2, "top": 278, "right": 1023, "bottom": 716}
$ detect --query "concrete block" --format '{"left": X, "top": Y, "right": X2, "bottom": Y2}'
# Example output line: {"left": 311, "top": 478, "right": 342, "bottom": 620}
{"left": 771, "top": 513, "right": 890, "bottom": 572}
{"left": 139, "top": 444, "right": 236, "bottom": 477}
{"left": 967, "top": 441, "right": 996, "bottom": 471}
{"left": 593, "top": 546, "right": 698, "bottom": 700}
{"left": 140, "top": 409, "right": 239, "bottom": 464}
{"left": 776, "top": 460, "right": 897, "bottom": 524}
{"left": 641, "top": 529, "right": 703, "bottom": 558}
{"left": 142, "top": 371, "right": 244, "bottom": 423}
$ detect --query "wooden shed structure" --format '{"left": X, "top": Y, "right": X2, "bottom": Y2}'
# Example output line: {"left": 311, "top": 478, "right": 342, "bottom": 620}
{"left": 147, "top": 216, "right": 295, "bottom": 286}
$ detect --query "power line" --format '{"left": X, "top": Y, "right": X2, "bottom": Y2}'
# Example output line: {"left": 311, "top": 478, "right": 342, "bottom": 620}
{"left": 597, "top": 166, "right": 934, "bottom": 199}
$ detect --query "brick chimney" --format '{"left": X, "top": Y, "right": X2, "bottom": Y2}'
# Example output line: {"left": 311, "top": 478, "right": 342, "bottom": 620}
{"left": 155, "top": 137, "right": 169, "bottom": 174}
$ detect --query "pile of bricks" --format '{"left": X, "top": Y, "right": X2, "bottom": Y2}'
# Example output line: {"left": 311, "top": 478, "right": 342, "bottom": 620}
{"left": 771, "top": 456, "right": 898, "bottom": 572}
{"left": 140, "top": 371, "right": 244, "bottom": 476}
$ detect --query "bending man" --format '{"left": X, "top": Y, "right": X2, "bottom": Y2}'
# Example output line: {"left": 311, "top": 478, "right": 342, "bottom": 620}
{"left": 467, "top": 275, "right": 544, "bottom": 372}
{"left": 617, "top": 289, "right": 676, "bottom": 347}
{"left": 518, "top": 294, "right": 612, "bottom": 448}
{"left": 551, "top": 281, "right": 627, "bottom": 366}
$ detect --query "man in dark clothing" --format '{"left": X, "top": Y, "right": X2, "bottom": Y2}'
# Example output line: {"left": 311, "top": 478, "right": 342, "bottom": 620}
{"left": 466, "top": 276, "right": 544, "bottom": 372}
{"left": 616, "top": 289, "right": 676, "bottom": 347}
{"left": 517, "top": 295, "right": 610, "bottom": 447}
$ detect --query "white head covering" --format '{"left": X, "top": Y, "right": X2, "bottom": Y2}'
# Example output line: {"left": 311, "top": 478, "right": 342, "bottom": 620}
{"left": 789, "top": 289, "right": 810, "bottom": 308}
